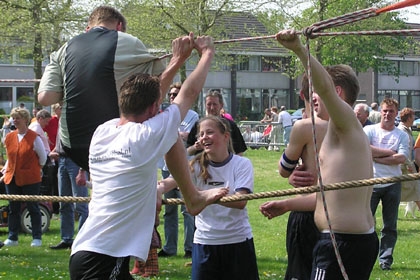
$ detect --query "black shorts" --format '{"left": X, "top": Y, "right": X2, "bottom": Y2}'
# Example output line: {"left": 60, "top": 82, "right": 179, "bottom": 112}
{"left": 69, "top": 251, "right": 133, "bottom": 280}
{"left": 311, "top": 231, "right": 379, "bottom": 280}
{"left": 192, "top": 238, "right": 259, "bottom": 280}
{"left": 285, "top": 211, "right": 319, "bottom": 280}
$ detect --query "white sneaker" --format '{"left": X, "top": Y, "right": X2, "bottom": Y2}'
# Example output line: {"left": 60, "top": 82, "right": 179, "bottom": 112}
{"left": 4, "top": 239, "right": 18, "bottom": 246}
{"left": 31, "top": 239, "right": 42, "bottom": 247}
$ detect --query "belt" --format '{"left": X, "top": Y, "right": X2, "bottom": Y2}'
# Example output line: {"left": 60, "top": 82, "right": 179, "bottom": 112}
{"left": 58, "top": 153, "right": 67, "bottom": 157}
{"left": 284, "top": 125, "right": 292, "bottom": 128}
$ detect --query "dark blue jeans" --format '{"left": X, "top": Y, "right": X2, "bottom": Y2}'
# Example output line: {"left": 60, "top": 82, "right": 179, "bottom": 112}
{"left": 6, "top": 179, "right": 42, "bottom": 240}
{"left": 370, "top": 182, "right": 401, "bottom": 266}
{"left": 58, "top": 156, "right": 89, "bottom": 243}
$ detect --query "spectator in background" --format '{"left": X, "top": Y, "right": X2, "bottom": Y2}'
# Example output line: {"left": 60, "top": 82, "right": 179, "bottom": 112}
{"left": 354, "top": 103, "right": 373, "bottom": 127}
{"left": 369, "top": 102, "right": 381, "bottom": 124}
{"left": 31, "top": 105, "right": 42, "bottom": 124}
{"left": 268, "top": 106, "right": 280, "bottom": 151}
{"left": 261, "top": 108, "right": 273, "bottom": 123}
{"left": 242, "top": 126, "right": 252, "bottom": 143}
{"left": 364, "top": 98, "right": 409, "bottom": 271}
{"left": 44, "top": 103, "right": 61, "bottom": 151}
{"left": 29, "top": 109, "right": 51, "bottom": 155}
{"left": 278, "top": 106, "right": 293, "bottom": 146}
{"left": 187, "top": 90, "right": 247, "bottom": 156}
{"left": 250, "top": 127, "right": 263, "bottom": 148}
{"left": 43, "top": 103, "right": 61, "bottom": 213}
{"left": 398, "top": 108, "right": 420, "bottom": 211}
{"left": 220, "top": 108, "right": 234, "bottom": 121}
{"left": 48, "top": 130, "right": 89, "bottom": 250}
{"left": 2, "top": 107, "right": 47, "bottom": 247}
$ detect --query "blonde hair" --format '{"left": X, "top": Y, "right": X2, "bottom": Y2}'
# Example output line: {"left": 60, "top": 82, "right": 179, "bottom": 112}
{"left": 189, "top": 116, "right": 233, "bottom": 183}
{"left": 10, "top": 107, "right": 31, "bottom": 125}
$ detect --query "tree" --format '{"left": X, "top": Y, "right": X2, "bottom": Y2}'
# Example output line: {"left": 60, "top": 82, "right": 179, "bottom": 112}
{"left": 0, "top": 0, "right": 87, "bottom": 104}
{"left": 259, "top": 0, "right": 419, "bottom": 76}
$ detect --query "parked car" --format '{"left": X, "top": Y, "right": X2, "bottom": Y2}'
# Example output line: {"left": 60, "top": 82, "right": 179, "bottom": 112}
{"left": 412, "top": 118, "right": 420, "bottom": 131}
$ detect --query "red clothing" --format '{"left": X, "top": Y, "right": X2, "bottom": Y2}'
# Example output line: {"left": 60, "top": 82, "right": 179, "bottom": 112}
{"left": 4, "top": 130, "right": 42, "bottom": 186}
{"left": 43, "top": 116, "right": 59, "bottom": 151}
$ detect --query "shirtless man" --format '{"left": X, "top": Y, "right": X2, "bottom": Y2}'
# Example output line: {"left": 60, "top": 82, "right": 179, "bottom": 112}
{"left": 260, "top": 72, "right": 328, "bottom": 280}
{"left": 261, "top": 30, "right": 378, "bottom": 280}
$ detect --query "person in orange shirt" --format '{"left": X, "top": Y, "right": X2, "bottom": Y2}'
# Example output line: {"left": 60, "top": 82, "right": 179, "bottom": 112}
{"left": 2, "top": 107, "right": 47, "bottom": 247}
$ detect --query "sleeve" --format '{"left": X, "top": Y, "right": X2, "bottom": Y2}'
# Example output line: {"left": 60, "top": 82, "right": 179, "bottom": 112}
{"left": 186, "top": 122, "right": 198, "bottom": 148}
{"left": 230, "top": 122, "right": 247, "bottom": 154}
{"left": 234, "top": 158, "right": 254, "bottom": 193}
{"left": 38, "top": 45, "right": 67, "bottom": 93}
{"left": 33, "top": 136, "right": 48, "bottom": 166}
{"left": 398, "top": 132, "right": 410, "bottom": 160}
{"left": 363, "top": 125, "right": 372, "bottom": 143}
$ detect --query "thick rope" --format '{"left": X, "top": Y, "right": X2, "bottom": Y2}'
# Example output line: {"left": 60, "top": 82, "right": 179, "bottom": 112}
{"left": 1, "top": 172, "right": 419, "bottom": 204}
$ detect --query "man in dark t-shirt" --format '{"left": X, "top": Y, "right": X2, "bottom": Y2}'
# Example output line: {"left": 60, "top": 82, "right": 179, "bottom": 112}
{"left": 187, "top": 90, "right": 247, "bottom": 156}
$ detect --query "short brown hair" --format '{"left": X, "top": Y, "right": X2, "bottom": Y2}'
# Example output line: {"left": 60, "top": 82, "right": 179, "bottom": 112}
{"left": 400, "top": 107, "right": 414, "bottom": 122}
{"left": 380, "top": 98, "right": 399, "bottom": 112}
{"left": 205, "top": 89, "right": 223, "bottom": 105}
{"left": 88, "top": 6, "right": 127, "bottom": 32}
{"left": 119, "top": 73, "right": 160, "bottom": 116}
{"left": 325, "top": 65, "right": 360, "bottom": 107}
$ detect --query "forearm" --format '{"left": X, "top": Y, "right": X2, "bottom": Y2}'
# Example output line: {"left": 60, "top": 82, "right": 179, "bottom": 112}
{"left": 370, "top": 145, "right": 396, "bottom": 158}
{"left": 374, "top": 154, "right": 406, "bottom": 165}
{"left": 180, "top": 50, "right": 214, "bottom": 103}
{"left": 159, "top": 56, "right": 186, "bottom": 101}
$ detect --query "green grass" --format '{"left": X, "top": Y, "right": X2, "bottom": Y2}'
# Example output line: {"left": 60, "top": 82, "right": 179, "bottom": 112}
{"left": 1, "top": 148, "right": 420, "bottom": 279}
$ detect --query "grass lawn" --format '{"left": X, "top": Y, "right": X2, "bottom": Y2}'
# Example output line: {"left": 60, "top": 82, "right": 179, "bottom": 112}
{"left": 0, "top": 148, "right": 420, "bottom": 279}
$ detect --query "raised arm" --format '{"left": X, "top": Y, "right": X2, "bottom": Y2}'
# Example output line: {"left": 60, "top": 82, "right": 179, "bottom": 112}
{"left": 159, "top": 33, "right": 195, "bottom": 101}
{"left": 173, "top": 35, "right": 214, "bottom": 121}
{"left": 275, "top": 30, "right": 358, "bottom": 132}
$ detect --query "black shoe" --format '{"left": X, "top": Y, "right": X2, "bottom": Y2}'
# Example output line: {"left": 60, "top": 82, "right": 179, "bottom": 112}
{"left": 380, "top": 263, "right": 391, "bottom": 270}
{"left": 50, "top": 241, "right": 72, "bottom": 250}
{"left": 158, "top": 250, "right": 175, "bottom": 257}
{"left": 183, "top": 250, "right": 192, "bottom": 258}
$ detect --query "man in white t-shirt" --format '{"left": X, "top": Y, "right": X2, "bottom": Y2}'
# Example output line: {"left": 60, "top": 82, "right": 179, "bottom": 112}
{"left": 69, "top": 34, "right": 227, "bottom": 280}
{"left": 278, "top": 105, "right": 293, "bottom": 146}
{"left": 364, "top": 98, "right": 409, "bottom": 271}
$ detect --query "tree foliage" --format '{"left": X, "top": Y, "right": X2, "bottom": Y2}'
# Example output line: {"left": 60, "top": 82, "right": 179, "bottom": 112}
{"left": 259, "top": 0, "right": 419, "bottom": 77}
{"left": 0, "top": 0, "right": 87, "bottom": 99}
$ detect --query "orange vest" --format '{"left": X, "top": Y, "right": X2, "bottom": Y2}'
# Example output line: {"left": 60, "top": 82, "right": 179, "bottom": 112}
{"left": 4, "top": 130, "right": 42, "bottom": 186}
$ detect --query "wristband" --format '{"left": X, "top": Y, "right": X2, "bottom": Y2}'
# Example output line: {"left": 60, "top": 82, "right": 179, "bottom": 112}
{"left": 280, "top": 152, "right": 298, "bottom": 172}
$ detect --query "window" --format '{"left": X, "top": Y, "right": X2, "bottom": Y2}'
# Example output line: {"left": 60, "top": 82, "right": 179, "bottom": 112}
{"left": 400, "top": 61, "right": 418, "bottom": 76}
{"left": 262, "top": 56, "right": 285, "bottom": 72}
{"left": 237, "top": 56, "right": 260, "bottom": 71}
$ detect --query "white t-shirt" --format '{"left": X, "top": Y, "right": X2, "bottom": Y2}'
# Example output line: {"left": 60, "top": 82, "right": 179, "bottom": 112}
{"left": 364, "top": 123, "right": 409, "bottom": 188}
{"left": 28, "top": 121, "right": 50, "bottom": 153}
{"left": 71, "top": 105, "right": 181, "bottom": 261}
{"left": 279, "top": 110, "right": 293, "bottom": 127}
{"left": 192, "top": 154, "right": 254, "bottom": 245}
